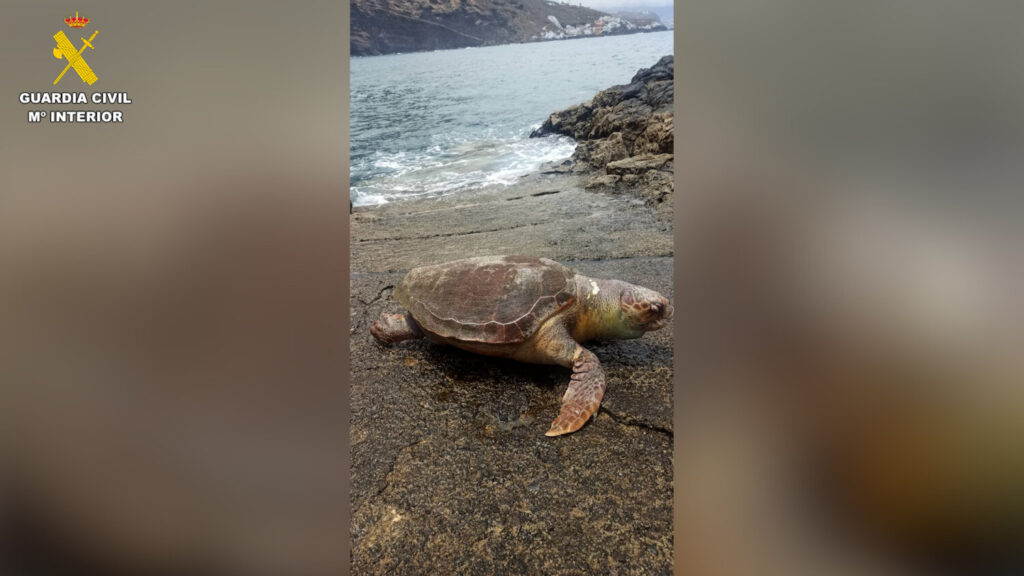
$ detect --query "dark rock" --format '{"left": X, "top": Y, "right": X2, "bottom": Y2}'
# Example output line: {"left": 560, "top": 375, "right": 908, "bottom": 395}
{"left": 585, "top": 174, "right": 621, "bottom": 189}
{"left": 606, "top": 153, "right": 674, "bottom": 176}
{"left": 531, "top": 55, "right": 673, "bottom": 146}
{"left": 575, "top": 132, "right": 630, "bottom": 168}
{"left": 539, "top": 159, "right": 574, "bottom": 175}
{"left": 531, "top": 56, "right": 674, "bottom": 214}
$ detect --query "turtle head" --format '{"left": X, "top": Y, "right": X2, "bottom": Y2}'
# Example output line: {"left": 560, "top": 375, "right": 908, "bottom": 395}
{"left": 619, "top": 285, "right": 673, "bottom": 334}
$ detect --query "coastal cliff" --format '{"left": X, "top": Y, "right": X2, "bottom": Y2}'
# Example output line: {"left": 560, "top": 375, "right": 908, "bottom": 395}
{"left": 351, "top": 0, "right": 667, "bottom": 56}
{"left": 532, "top": 55, "right": 674, "bottom": 212}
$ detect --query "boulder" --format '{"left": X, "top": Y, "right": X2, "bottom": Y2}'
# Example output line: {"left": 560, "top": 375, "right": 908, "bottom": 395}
{"left": 584, "top": 174, "right": 621, "bottom": 189}
{"left": 530, "top": 55, "right": 673, "bottom": 159}
{"left": 606, "top": 153, "right": 674, "bottom": 176}
{"left": 574, "top": 132, "right": 630, "bottom": 168}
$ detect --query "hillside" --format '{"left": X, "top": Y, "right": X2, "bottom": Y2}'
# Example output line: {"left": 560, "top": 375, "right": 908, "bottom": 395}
{"left": 351, "top": 0, "right": 667, "bottom": 56}
{"left": 611, "top": 10, "right": 666, "bottom": 29}
{"left": 609, "top": 4, "right": 673, "bottom": 29}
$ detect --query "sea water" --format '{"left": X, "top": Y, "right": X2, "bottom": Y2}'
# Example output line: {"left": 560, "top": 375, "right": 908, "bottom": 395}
{"left": 350, "top": 31, "right": 673, "bottom": 206}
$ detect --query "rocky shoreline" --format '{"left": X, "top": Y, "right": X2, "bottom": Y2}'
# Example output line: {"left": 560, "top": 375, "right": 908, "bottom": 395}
{"left": 532, "top": 55, "right": 674, "bottom": 215}
{"left": 349, "top": 61, "right": 674, "bottom": 574}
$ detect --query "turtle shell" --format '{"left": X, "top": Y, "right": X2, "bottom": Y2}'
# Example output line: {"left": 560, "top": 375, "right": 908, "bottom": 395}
{"left": 395, "top": 255, "right": 577, "bottom": 344}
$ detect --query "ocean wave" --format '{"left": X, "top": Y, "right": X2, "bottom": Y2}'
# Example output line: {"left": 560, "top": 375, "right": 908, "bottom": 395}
{"left": 351, "top": 135, "right": 574, "bottom": 206}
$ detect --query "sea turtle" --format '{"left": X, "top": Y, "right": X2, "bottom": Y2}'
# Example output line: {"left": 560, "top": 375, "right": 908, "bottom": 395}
{"left": 370, "top": 255, "right": 673, "bottom": 436}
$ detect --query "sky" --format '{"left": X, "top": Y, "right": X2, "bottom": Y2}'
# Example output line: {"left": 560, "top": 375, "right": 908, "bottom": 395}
{"left": 572, "top": 0, "right": 673, "bottom": 12}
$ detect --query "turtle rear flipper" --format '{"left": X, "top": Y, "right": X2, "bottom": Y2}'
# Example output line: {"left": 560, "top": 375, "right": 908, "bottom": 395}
{"left": 546, "top": 347, "right": 606, "bottom": 436}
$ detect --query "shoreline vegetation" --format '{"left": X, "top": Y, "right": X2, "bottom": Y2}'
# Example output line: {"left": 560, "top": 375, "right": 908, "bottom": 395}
{"left": 350, "top": 58, "right": 674, "bottom": 572}
{"left": 351, "top": 0, "right": 668, "bottom": 57}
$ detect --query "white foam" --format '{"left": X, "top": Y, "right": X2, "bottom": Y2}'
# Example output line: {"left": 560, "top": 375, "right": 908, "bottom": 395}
{"left": 352, "top": 134, "right": 575, "bottom": 207}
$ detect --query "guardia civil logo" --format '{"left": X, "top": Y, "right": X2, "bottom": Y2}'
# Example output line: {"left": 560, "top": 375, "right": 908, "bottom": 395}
{"left": 53, "top": 12, "right": 99, "bottom": 85}
{"left": 19, "top": 11, "right": 132, "bottom": 124}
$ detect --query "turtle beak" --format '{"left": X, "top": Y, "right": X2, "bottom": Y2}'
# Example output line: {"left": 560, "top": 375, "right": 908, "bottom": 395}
{"left": 646, "top": 298, "right": 673, "bottom": 331}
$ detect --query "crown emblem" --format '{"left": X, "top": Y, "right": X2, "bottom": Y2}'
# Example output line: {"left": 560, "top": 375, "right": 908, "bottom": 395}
{"left": 65, "top": 11, "right": 89, "bottom": 28}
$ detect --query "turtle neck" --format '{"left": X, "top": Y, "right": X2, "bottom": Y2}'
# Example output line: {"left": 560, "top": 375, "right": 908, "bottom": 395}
{"left": 570, "top": 276, "right": 639, "bottom": 342}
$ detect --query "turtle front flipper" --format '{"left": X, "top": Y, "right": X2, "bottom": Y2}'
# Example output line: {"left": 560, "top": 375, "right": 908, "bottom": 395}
{"left": 546, "top": 347, "right": 606, "bottom": 437}
{"left": 370, "top": 312, "right": 424, "bottom": 345}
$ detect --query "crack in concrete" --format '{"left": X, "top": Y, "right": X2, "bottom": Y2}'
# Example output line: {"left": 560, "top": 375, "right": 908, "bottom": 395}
{"left": 356, "top": 220, "right": 546, "bottom": 243}
{"left": 564, "top": 255, "right": 674, "bottom": 265}
{"left": 506, "top": 190, "right": 560, "bottom": 201}
{"left": 358, "top": 284, "right": 394, "bottom": 307}
{"left": 600, "top": 406, "right": 672, "bottom": 438}
{"left": 354, "top": 436, "right": 428, "bottom": 517}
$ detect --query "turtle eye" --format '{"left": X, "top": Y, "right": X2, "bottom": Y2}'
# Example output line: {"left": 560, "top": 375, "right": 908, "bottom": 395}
{"left": 621, "top": 289, "right": 636, "bottom": 307}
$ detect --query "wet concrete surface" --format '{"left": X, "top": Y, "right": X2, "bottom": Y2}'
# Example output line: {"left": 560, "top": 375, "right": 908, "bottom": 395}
{"left": 350, "top": 173, "right": 673, "bottom": 575}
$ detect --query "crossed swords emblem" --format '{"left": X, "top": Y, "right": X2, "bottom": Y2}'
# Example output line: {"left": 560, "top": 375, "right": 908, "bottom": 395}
{"left": 53, "top": 29, "right": 99, "bottom": 85}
